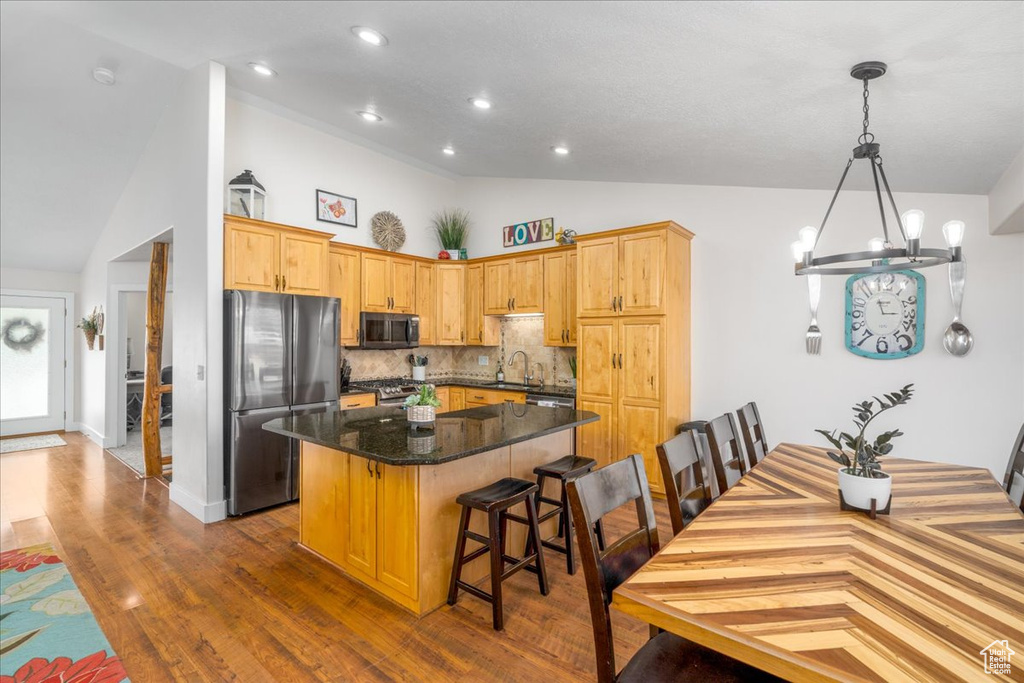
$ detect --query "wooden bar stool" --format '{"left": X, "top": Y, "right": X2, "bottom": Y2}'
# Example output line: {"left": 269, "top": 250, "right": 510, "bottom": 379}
{"left": 527, "top": 455, "right": 606, "bottom": 575}
{"left": 447, "top": 477, "right": 549, "bottom": 631}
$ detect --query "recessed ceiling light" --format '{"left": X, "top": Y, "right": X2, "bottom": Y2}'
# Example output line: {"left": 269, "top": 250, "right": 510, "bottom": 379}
{"left": 351, "top": 26, "right": 388, "bottom": 47}
{"left": 92, "top": 67, "right": 116, "bottom": 85}
{"left": 357, "top": 110, "right": 383, "bottom": 122}
{"left": 552, "top": 146, "right": 570, "bottom": 155}
{"left": 248, "top": 62, "right": 276, "bottom": 77}
{"left": 442, "top": 147, "right": 455, "bottom": 156}
{"left": 469, "top": 97, "right": 492, "bottom": 110}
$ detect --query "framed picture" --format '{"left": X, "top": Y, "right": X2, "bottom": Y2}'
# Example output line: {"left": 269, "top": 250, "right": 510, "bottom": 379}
{"left": 316, "top": 189, "right": 357, "bottom": 227}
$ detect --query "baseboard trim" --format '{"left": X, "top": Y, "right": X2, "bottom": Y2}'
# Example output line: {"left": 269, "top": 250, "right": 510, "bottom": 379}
{"left": 169, "top": 484, "right": 227, "bottom": 524}
{"left": 78, "top": 424, "right": 109, "bottom": 447}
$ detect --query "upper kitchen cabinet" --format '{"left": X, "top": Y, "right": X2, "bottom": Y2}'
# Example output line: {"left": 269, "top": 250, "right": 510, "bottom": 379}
{"left": 483, "top": 255, "right": 544, "bottom": 314}
{"left": 466, "top": 263, "right": 499, "bottom": 346}
{"left": 543, "top": 249, "right": 577, "bottom": 347}
{"left": 576, "top": 222, "right": 692, "bottom": 318}
{"left": 224, "top": 216, "right": 331, "bottom": 295}
{"left": 415, "top": 262, "right": 436, "bottom": 346}
{"left": 435, "top": 263, "right": 465, "bottom": 346}
{"left": 328, "top": 245, "right": 362, "bottom": 347}
{"left": 361, "top": 253, "right": 415, "bottom": 313}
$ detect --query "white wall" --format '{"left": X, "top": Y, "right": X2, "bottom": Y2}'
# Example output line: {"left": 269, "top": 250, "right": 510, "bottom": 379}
{"left": 77, "top": 61, "right": 226, "bottom": 522}
{"left": 224, "top": 98, "right": 458, "bottom": 257}
{"left": 989, "top": 148, "right": 1023, "bottom": 235}
{"left": 0, "top": 268, "right": 80, "bottom": 294}
{"left": 458, "top": 177, "right": 1024, "bottom": 479}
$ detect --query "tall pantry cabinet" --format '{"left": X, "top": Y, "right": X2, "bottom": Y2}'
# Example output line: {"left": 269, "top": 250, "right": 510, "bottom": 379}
{"left": 575, "top": 222, "right": 692, "bottom": 496}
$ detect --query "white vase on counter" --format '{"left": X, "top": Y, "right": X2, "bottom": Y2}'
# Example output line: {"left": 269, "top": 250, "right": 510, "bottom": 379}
{"left": 412, "top": 366, "right": 426, "bottom": 382}
{"left": 445, "top": 249, "right": 461, "bottom": 260}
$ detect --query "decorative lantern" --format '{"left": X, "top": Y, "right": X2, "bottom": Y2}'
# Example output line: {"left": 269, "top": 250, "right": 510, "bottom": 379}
{"left": 228, "top": 169, "right": 265, "bottom": 220}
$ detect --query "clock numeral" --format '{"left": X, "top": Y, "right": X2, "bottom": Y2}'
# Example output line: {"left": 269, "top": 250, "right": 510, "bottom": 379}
{"left": 852, "top": 321, "right": 864, "bottom": 331}
{"left": 853, "top": 296, "right": 866, "bottom": 306}
{"left": 906, "top": 295, "right": 917, "bottom": 305}
{"left": 896, "top": 334, "right": 913, "bottom": 351}
{"left": 876, "top": 336, "right": 890, "bottom": 354}
{"left": 851, "top": 309, "right": 863, "bottom": 319}
{"left": 855, "top": 329, "right": 875, "bottom": 347}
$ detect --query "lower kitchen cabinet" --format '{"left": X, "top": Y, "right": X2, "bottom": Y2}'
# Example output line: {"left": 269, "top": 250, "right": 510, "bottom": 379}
{"left": 338, "top": 392, "right": 376, "bottom": 410}
{"left": 463, "top": 388, "right": 526, "bottom": 408}
{"left": 448, "top": 387, "right": 465, "bottom": 411}
{"left": 434, "top": 386, "right": 450, "bottom": 413}
{"left": 303, "top": 450, "right": 419, "bottom": 606}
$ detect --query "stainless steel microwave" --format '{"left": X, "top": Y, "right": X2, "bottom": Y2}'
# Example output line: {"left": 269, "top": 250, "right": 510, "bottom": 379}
{"left": 356, "top": 312, "right": 420, "bottom": 349}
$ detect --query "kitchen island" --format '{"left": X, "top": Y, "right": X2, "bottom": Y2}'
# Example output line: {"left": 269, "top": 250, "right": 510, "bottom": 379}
{"left": 264, "top": 403, "right": 597, "bottom": 614}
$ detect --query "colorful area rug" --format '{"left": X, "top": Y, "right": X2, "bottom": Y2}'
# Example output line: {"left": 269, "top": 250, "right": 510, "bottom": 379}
{"left": 0, "top": 544, "right": 128, "bottom": 683}
{"left": 0, "top": 435, "right": 66, "bottom": 455}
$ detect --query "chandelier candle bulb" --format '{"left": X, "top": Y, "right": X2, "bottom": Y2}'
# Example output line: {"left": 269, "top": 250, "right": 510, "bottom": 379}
{"left": 942, "top": 220, "right": 965, "bottom": 248}
{"left": 791, "top": 241, "right": 806, "bottom": 263}
{"left": 798, "top": 226, "right": 818, "bottom": 252}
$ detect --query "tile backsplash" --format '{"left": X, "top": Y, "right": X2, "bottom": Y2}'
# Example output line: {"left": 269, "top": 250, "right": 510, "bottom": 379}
{"left": 342, "top": 316, "right": 577, "bottom": 387}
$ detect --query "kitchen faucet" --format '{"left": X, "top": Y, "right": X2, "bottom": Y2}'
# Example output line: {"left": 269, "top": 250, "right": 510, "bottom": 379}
{"left": 508, "top": 350, "right": 533, "bottom": 386}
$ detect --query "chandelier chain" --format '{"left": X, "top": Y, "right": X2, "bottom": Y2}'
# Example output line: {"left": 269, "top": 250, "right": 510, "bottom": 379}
{"left": 859, "top": 78, "right": 874, "bottom": 145}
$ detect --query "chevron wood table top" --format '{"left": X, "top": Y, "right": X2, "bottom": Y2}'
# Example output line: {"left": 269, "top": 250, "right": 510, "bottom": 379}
{"left": 612, "top": 443, "right": 1024, "bottom": 682}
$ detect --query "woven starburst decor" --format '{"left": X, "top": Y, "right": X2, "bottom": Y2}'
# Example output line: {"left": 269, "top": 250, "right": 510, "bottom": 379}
{"left": 371, "top": 211, "right": 406, "bottom": 252}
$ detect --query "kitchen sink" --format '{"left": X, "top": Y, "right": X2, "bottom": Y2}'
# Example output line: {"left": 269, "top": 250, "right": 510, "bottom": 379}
{"left": 480, "top": 382, "right": 535, "bottom": 390}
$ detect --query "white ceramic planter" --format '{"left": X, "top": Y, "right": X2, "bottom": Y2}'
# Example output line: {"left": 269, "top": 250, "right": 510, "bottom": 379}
{"left": 445, "top": 249, "right": 461, "bottom": 260}
{"left": 412, "top": 366, "right": 426, "bottom": 382}
{"left": 838, "top": 467, "right": 892, "bottom": 511}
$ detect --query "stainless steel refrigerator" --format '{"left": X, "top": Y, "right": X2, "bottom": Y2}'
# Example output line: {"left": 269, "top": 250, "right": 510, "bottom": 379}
{"left": 224, "top": 290, "right": 339, "bottom": 515}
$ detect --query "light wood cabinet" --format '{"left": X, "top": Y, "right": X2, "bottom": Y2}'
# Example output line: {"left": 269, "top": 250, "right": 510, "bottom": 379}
{"left": 484, "top": 256, "right": 544, "bottom": 314}
{"left": 436, "top": 264, "right": 465, "bottom": 345}
{"left": 466, "top": 263, "right": 499, "bottom": 346}
{"left": 435, "top": 387, "right": 450, "bottom": 413}
{"left": 575, "top": 222, "right": 692, "bottom": 497}
{"left": 576, "top": 228, "right": 667, "bottom": 318}
{"left": 448, "top": 387, "right": 465, "bottom": 411}
{"left": 224, "top": 216, "right": 331, "bottom": 295}
{"left": 310, "top": 452, "right": 419, "bottom": 602}
{"left": 463, "top": 388, "right": 526, "bottom": 408}
{"left": 328, "top": 245, "right": 361, "bottom": 346}
{"left": 415, "top": 262, "right": 436, "bottom": 345}
{"left": 338, "top": 392, "right": 376, "bottom": 410}
{"left": 361, "top": 253, "right": 415, "bottom": 313}
{"left": 543, "top": 250, "right": 577, "bottom": 347}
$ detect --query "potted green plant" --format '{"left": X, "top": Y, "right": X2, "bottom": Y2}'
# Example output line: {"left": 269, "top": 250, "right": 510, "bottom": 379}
{"left": 816, "top": 383, "right": 913, "bottom": 512}
{"left": 432, "top": 208, "right": 470, "bottom": 260}
{"left": 404, "top": 384, "right": 441, "bottom": 423}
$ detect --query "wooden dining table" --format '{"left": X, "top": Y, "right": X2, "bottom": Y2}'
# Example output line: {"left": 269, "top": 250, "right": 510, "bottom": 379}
{"left": 612, "top": 444, "right": 1024, "bottom": 682}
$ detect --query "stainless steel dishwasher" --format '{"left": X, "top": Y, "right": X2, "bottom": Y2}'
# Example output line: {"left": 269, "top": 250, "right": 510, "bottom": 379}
{"left": 526, "top": 394, "right": 574, "bottom": 409}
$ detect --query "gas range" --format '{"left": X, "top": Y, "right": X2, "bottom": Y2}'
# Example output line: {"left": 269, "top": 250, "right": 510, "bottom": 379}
{"left": 348, "top": 378, "right": 423, "bottom": 405}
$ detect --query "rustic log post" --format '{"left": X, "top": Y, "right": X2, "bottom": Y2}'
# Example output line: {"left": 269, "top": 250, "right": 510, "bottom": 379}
{"left": 142, "top": 242, "right": 169, "bottom": 478}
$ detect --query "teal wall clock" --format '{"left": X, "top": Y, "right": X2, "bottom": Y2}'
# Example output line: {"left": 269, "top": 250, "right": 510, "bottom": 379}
{"left": 845, "top": 270, "right": 925, "bottom": 359}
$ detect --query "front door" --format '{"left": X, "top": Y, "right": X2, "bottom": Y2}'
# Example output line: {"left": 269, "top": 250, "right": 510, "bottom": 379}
{"left": 0, "top": 295, "right": 66, "bottom": 436}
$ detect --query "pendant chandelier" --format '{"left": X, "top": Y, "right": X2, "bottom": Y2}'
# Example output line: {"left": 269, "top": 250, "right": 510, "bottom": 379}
{"left": 792, "top": 61, "right": 965, "bottom": 276}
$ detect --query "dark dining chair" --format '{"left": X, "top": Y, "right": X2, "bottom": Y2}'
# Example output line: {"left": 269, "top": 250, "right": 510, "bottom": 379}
{"left": 1003, "top": 422, "right": 1024, "bottom": 511}
{"left": 657, "top": 432, "right": 711, "bottom": 536}
{"left": 705, "top": 413, "right": 747, "bottom": 497}
{"left": 736, "top": 402, "right": 768, "bottom": 469}
{"left": 566, "top": 454, "right": 776, "bottom": 683}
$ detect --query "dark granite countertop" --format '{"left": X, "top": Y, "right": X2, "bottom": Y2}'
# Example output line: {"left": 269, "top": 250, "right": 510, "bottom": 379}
{"left": 263, "top": 403, "right": 597, "bottom": 465}
{"left": 340, "top": 377, "right": 576, "bottom": 399}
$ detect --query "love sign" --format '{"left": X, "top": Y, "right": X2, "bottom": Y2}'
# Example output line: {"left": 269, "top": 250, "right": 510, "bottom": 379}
{"left": 502, "top": 217, "right": 554, "bottom": 248}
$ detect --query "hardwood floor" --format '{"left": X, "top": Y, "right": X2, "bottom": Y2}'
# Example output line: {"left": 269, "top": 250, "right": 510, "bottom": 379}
{"left": 0, "top": 432, "right": 665, "bottom": 682}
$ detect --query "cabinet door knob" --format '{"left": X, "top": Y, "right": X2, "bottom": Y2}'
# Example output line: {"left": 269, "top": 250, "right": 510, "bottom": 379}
{"left": 507, "top": 298, "right": 512, "bottom": 311}
{"left": 366, "top": 459, "right": 373, "bottom": 477}
{"left": 512, "top": 297, "right": 516, "bottom": 310}
{"left": 618, "top": 296, "right": 623, "bottom": 311}
{"left": 611, "top": 297, "right": 617, "bottom": 311}
{"left": 376, "top": 462, "right": 381, "bottom": 479}
{"left": 275, "top": 275, "right": 280, "bottom": 290}
{"left": 611, "top": 353, "right": 616, "bottom": 369}
{"left": 618, "top": 353, "right": 623, "bottom": 368}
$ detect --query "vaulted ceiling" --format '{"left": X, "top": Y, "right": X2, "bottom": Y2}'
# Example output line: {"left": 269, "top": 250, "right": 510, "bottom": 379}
{"left": 2, "top": 1, "right": 1021, "bottom": 271}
